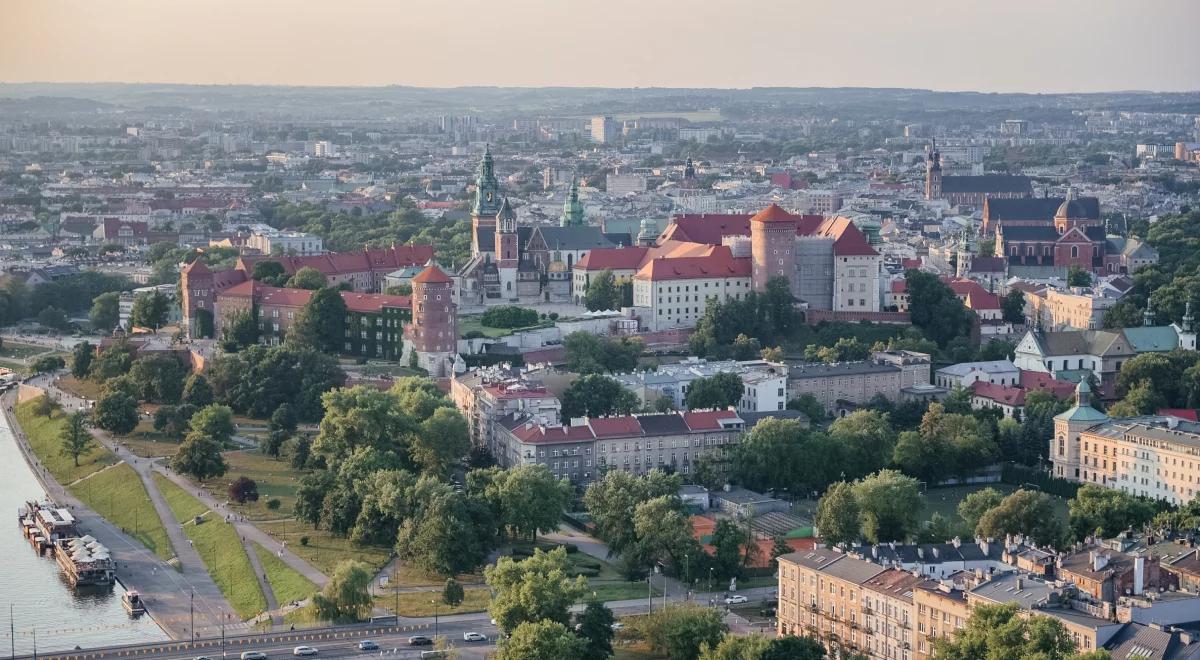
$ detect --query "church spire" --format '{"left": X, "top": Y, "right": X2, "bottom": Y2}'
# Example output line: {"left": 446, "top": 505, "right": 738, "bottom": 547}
{"left": 561, "top": 177, "right": 585, "bottom": 227}
{"left": 1183, "top": 301, "right": 1195, "bottom": 333}
{"left": 1144, "top": 305, "right": 1156, "bottom": 327}
{"left": 472, "top": 145, "right": 501, "bottom": 217}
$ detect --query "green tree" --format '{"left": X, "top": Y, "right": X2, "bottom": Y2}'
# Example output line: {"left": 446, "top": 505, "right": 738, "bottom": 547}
{"left": 171, "top": 433, "right": 228, "bottom": 481}
{"left": 32, "top": 393, "right": 56, "bottom": 418}
{"left": 92, "top": 390, "right": 139, "bottom": 435}
{"left": 290, "top": 286, "right": 348, "bottom": 353}
{"left": 711, "top": 518, "right": 750, "bottom": 579}
{"left": 485, "top": 547, "right": 586, "bottom": 633}
{"left": 394, "top": 491, "right": 494, "bottom": 576}
{"left": 1102, "top": 296, "right": 1146, "bottom": 329}
{"left": 59, "top": 411, "right": 94, "bottom": 467}
{"left": 487, "top": 464, "right": 571, "bottom": 541}
{"left": 584, "top": 469, "right": 681, "bottom": 556}
{"left": 37, "top": 306, "right": 69, "bottom": 331}
{"left": 187, "top": 404, "right": 236, "bottom": 445}
{"left": 933, "top": 602, "right": 1087, "bottom": 660}
{"left": 633, "top": 496, "right": 697, "bottom": 573}
{"left": 852, "top": 470, "right": 922, "bottom": 544}
{"left": 412, "top": 407, "right": 471, "bottom": 476}
{"left": 70, "top": 342, "right": 94, "bottom": 378}
{"left": 311, "top": 560, "right": 372, "bottom": 623}
{"left": 286, "top": 266, "right": 327, "bottom": 290}
{"left": 497, "top": 620, "right": 587, "bottom": 660}
{"left": 442, "top": 577, "right": 464, "bottom": 607}
{"left": 976, "top": 489, "right": 1067, "bottom": 548}
{"left": 685, "top": 372, "right": 744, "bottom": 410}
{"left": 584, "top": 270, "right": 623, "bottom": 311}
{"left": 828, "top": 410, "right": 896, "bottom": 481}
{"left": 576, "top": 600, "right": 616, "bottom": 660}
{"left": 905, "top": 270, "right": 973, "bottom": 347}
{"left": 30, "top": 355, "right": 66, "bottom": 373}
{"left": 561, "top": 374, "right": 639, "bottom": 418}
{"left": 220, "top": 308, "right": 259, "bottom": 352}
{"left": 957, "top": 487, "right": 1004, "bottom": 532}
{"left": 563, "top": 331, "right": 642, "bottom": 374}
{"left": 632, "top": 604, "right": 726, "bottom": 660}
{"left": 480, "top": 305, "right": 540, "bottom": 328}
{"left": 1067, "top": 266, "right": 1092, "bottom": 287}
{"left": 787, "top": 393, "right": 826, "bottom": 423}
{"left": 1068, "top": 484, "right": 1157, "bottom": 541}
{"left": 269, "top": 402, "right": 298, "bottom": 434}
{"left": 251, "top": 260, "right": 288, "bottom": 286}
{"left": 1106, "top": 379, "right": 1166, "bottom": 417}
{"left": 311, "top": 385, "right": 413, "bottom": 463}
{"left": 153, "top": 404, "right": 195, "bottom": 438}
{"left": 181, "top": 373, "right": 214, "bottom": 408}
{"left": 760, "top": 636, "right": 826, "bottom": 660}
{"left": 1001, "top": 289, "right": 1026, "bottom": 324}
{"left": 815, "top": 481, "right": 861, "bottom": 546}
{"left": 699, "top": 635, "right": 771, "bottom": 660}
{"left": 761, "top": 346, "right": 785, "bottom": 362}
{"left": 128, "top": 354, "right": 188, "bottom": 403}
{"left": 130, "top": 291, "right": 169, "bottom": 332}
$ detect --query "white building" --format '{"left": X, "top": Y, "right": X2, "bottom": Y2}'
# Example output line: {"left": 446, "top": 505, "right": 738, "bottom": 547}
{"left": 611, "top": 357, "right": 788, "bottom": 412}
{"left": 246, "top": 230, "right": 324, "bottom": 256}
{"left": 934, "top": 360, "right": 1020, "bottom": 390}
{"left": 606, "top": 174, "right": 648, "bottom": 196}
{"left": 631, "top": 248, "right": 752, "bottom": 331}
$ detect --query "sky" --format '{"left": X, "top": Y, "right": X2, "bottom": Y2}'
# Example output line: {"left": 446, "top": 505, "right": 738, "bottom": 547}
{"left": 3, "top": 0, "right": 1199, "bottom": 93}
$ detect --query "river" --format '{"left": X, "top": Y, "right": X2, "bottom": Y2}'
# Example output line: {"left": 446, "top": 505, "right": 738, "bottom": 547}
{"left": 0, "top": 409, "right": 168, "bottom": 654}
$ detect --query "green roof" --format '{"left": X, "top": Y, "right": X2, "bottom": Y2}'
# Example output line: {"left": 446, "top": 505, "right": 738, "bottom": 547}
{"left": 1123, "top": 326, "right": 1179, "bottom": 353}
{"left": 1055, "top": 404, "right": 1109, "bottom": 423}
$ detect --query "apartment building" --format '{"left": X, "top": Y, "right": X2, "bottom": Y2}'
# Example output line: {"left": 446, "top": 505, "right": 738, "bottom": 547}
{"left": 787, "top": 351, "right": 930, "bottom": 415}
{"left": 610, "top": 357, "right": 787, "bottom": 412}
{"left": 450, "top": 366, "right": 562, "bottom": 458}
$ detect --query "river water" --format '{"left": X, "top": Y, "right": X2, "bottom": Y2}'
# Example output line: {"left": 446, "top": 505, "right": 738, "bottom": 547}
{"left": 0, "top": 411, "right": 168, "bottom": 654}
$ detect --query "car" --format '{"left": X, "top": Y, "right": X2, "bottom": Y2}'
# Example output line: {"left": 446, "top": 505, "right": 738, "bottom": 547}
{"left": 292, "top": 647, "right": 318, "bottom": 657}
{"left": 610, "top": 622, "right": 625, "bottom": 631}
{"left": 195, "top": 657, "right": 213, "bottom": 660}
{"left": 357, "top": 641, "right": 379, "bottom": 651}
{"left": 724, "top": 595, "right": 749, "bottom": 605}
{"left": 240, "top": 653, "right": 267, "bottom": 660}
{"left": 408, "top": 636, "right": 433, "bottom": 646}
{"left": 463, "top": 632, "right": 488, "bottom": 642}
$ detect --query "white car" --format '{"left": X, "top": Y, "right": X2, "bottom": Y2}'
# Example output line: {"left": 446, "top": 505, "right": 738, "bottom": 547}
{"left": 292, "top": 647, "right": 318, "bottom": 657}
{"left": 724, "top": 595, "right": 749, "bottom": 605}
{"left": 611, "top": 622, "right": 625, "bottom": 631}
{"left": 462, "top": 632, "right": 487, "bottom": 642}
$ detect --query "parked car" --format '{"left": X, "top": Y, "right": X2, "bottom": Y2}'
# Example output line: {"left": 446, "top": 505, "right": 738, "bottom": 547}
{"left": 611, "top": 622, "right": 625, "bottom": 631}
{"left": 463, "top": 632, "right": 487, "bottom": 642}
{"left": 292, "top": 648, "right": 318, "bottom": 657}
{"left": 357, "top": 641, "right": 379, "bottom": 651}
{"left": 408, "top": 636, "right": 433, "bottom": 646}
{"left": 240, "top": 653, "right": 267, "bottom": 660}
{"left": 724, "top": 595, "right": 749, "bottom": 605}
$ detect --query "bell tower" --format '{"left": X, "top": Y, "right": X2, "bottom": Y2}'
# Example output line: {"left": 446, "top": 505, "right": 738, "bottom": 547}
{"left": 471, "top": 145, "right": 503, "bottom": 256}
{"left": 925, "top": 139, "right": 942, "bottom": 200}
{"left": 560, "top": 178, "right": 585, "bottom": 227}
{"left": 495, "top": 198, "right": 519, "bottom": 300}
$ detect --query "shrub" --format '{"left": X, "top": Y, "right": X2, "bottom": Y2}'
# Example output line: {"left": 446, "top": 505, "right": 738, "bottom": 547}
{"left": 480, "top": 306, "right": 539, "bottom": 329}
{"left": 299, "top": 536, "right": 309, "bottom": 546}
{"left": 266, "top": 498, "right": 281, "bottom": 510}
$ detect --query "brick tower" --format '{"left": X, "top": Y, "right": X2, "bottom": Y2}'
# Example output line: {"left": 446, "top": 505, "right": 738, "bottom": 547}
{"left": 494, "top": 197, "right": 519, "bottom": 300}
{"left": 925, "top": 139, "right": 942, "bottom": 200}
{"left": 470, "top": 145, "right": 503, "bottom": 257}
{"left": 405, "top": 263, "right": 458, "bottom": 377}
{"left": 180, "top": 259, "right": 214, "bottom": 338}
{"left": 750, "top": 203, "right": 797, "bottom": 292}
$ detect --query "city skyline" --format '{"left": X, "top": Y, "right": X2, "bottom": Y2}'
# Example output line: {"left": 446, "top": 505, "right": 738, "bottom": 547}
{"left": 3, "top": 0, "right": 1199, "bottom": 93}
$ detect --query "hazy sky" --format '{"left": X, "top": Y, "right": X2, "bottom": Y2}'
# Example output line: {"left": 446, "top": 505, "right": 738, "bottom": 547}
{"left": 3, "top": 0, "right": 1198, "bottom": 92}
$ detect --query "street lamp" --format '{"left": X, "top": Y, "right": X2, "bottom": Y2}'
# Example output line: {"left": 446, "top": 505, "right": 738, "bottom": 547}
{"left": 431, "top": 599, "right": 439, "bottom": 639}
{"left": 189, "top": 589, "right": 194, "bottom": 648}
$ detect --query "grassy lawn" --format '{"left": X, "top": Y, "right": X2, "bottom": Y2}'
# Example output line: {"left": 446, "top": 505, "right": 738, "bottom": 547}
{"left": 584, "top": 581, "right": 661, "bottom": 603}
{"left": 389, "top": 563, "right": 484, "bottom": 588}
{"left": 253, "top": 542, "right": 317, "bottom": 605}
{"left": 373, "top": 587, "right": 491, "bottom": 617}
{"left": 220, "top": 449, "right": 302, "bottom": 521}
{"left": 154, "top": 474, "right": 267, "bottom": 619}
{"left": 0, "top": 341, "right": 54, "bottom": 360}
{"left": 457, "top": 316, "right": 552, "bottom": 339}
{"left": 56, "top": 375, "right": 105, "bottom": 402}
{"left": 118, "top": 421, "right": 181, "bottom": 459}
{"left": 16, "top": 400, "right": 117, "bottom": 483}
{"left": 920, "top": 483, "right": 1070, "bottom": 528}
{"left": 613, "top": 643, "right": 665, "bottom": 660}
{"left": 73, "top": 463, "right": 174, "bottom": 561}
{"left": 255, "top": 518, "right": 392, "bottom": 577}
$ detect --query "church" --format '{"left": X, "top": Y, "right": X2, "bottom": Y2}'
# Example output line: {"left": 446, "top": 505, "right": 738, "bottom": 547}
{"left": 456, "top": 147, "right": 628, "bottom": 309}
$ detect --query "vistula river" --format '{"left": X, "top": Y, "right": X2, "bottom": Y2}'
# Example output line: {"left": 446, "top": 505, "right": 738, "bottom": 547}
{"left": 0, "top": 408, "right": 167, "bottom": 654}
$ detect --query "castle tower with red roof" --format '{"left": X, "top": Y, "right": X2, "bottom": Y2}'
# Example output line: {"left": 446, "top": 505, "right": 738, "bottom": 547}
{"left": 405, "top": 263, "right": 459, "bottom": 377}
{"left": 750, "top": 203, "right": 797, "bottom": 292}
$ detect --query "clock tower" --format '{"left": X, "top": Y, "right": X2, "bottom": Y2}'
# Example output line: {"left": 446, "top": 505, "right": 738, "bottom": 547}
{"left": 471, "top": 145, "right": 503, "bottom": 256}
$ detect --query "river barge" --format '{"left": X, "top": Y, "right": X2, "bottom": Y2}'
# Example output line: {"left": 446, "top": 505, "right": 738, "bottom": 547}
{"left": 18, "top": 499, "right": 115, "bottom": 586}
{"left": 18, "top": 499, "right": 77, "bottom": 554}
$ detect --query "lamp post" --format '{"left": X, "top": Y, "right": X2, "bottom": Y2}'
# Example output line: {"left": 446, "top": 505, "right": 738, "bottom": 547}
{"left": 189, "top": 589, "right": 194, "bottom": 648}
{"left": 647, "top": 575, "right": 653, "bottom": 614}
{"left": 431, "top": 599, "right": 439, "bottom": 639}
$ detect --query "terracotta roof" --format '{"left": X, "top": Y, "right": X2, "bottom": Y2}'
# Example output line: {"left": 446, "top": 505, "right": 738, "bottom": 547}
{"left": 588, "top": 417, "right": 644, "bottom": 438}
{"left": 750, "top": 203, "right": 795, "bottom": 224}
{"left": 240, "top": 245, "right": 434, "bottom": 277}
{"left": 512, "top": 423, "right": 596, "bottom": 445}
{"left": 682, "top": 409, "right": 738, "bottom": 431}
{"left": 970, "top": 381, "right": 1027, "bottom": 407}
{"left": 817, "top": 216, "right": 878, "bottom": 257}
{"left": 634, "top": 246, "right": 750, "bottom": 281}
{"left": 665, "top": 211, "right": 823, "bottom": 246}
{"left": 1018, "top": 370, "right": 1077, "bottom": 399}
{"left": 890, "top": 280, "right": 908, "bottom": 294}
{"left": 340, "top": 292, "right": 411, "bottom": 313}
{"left": 1159, "top": 408, "right": 1200, "bottom": 422}
{"left": 575, "top": 246, "right": 651, "bottom": 271}
{"left": 411, "top": 264, "right": 453, "bottom": 284}
{"left": 182, "top": 259, "right": 210, "bottom": 274}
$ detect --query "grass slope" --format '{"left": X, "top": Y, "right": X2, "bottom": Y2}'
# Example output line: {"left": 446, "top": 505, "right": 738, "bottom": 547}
{"left": 74, "top": 463, "right": 173, "bottom": 561}
{"left": 153, "top": 473, "right": 267, "bottom": 619}
{"left": 16, "top": 400, "right": 116, "bottom": 482}
{"left": 252, "top": 542, "right": 317, "bottom": 605}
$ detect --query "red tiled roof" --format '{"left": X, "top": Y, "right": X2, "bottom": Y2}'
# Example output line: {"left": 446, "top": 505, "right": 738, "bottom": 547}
{"left": 1159, "top": 409, "right": 1200, "bottom": 422}
{"left": 575, "top": 246, "right": 651, "bottom": 271}
{"left": 970, "top": 381, "right": 1026, "bottom": 407}
{"left": 901, "top": 258, "right": 922, "bottom": 270}
{"left": 521, "top": 346, "right": 566, "bottom": 365}
{"left": 411, "top": 264, "right": 453, "bottom": 284}
{"left": 512, "top": 423, "right": 596, "bottom": 445}
{"left": 588, "top": 417, "right": 644, "bottom": 438}
{"left": 750, "top": 203, "right": 795, "bottom": 224}
{"left": 1018, "top": 370, "right": 1077, "bottom": 399}
{"left": 483, "top": 384, "right": 553, "bottom": 399}
{"left": 966, "top": 289, "right": 1001, "bottom": 310}
{"left": 240, "top": 245, "right": 435, "bottom": 277}
{"left": 890, "top": 280, "right": 908, "bottom": 294}
{"left": 635, "top": 246, "right": 750, "bottom": 281}
{"left": 182, "top": 259, "right": 210, "bottom": 274}
{"left": 666, "top": 210, "right": 825, "bottom": 246}
{"left": 340, "top": 292, "right": 411, "bottom": 313}
{"left": 682, "top": 409, "right": 738, "bottom": 431}
{"left": 817, "top": 216, "right": 878, "bottom": 257}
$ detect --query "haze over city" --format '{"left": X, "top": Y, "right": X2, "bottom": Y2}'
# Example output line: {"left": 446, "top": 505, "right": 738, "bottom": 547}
{"left": 3, "top": 0, "right": 1200, "bottom": 92}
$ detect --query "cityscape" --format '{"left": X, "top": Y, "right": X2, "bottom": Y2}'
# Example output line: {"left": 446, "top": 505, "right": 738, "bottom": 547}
{"left": 2, "top": 2, "right": 1200, "bottom": 659}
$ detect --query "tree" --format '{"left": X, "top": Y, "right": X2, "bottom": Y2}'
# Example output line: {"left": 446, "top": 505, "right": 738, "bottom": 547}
{"left": 1068, "top": 484, "right": 1156, "bottom": 541}
{"left": 89, "top": 291, "right": 121, "bottom": 331}
{"left": 905, "top": 270, "right": 973, "bottom": 347}
{"left": 685, "top": 372, "right": 744, "bottom": 410}
{"left": 1067, "top": 266, "right": 1092, "bottom": 287}
{"left": 576, "top": 599, "right": 616, "bottom": 660}
{"left": 761, "top": 346, "right": 785, "bottom": 362}
{"left": 563, "top": 331, "right": 642, "bottom": 374}
{"left": 485, "top": 547, "right": 586, "bottom": 633}
{"left": 497, "top": 620, "right": 587, "bottom": 660}
{"left": 311, "top": 385, "right": 414, "bottom": 463}
{"left": 251, "top": 260, "right": 288, "bottom": 286}
{"left": 32, "top": 393, "right": 56, "bottom": 418}
{"left": 828, "top": 410, "right": 896, "bottom": 481}
{"left": 286, "top": 266, "right": 326, "bottom": 290}
{"left": 975, "top": 489, "right": 1067, "bottom": 548}
{"left": 59, "top": 411, "right": 94, "bottom": 467}
{"left": 228, "top": 476, "right": 259, "bottom": 504}
{"left": 893, "top": 404, "right": 996, "bottom": 483}
{"left": 37, "top": 306, "right": 69, "bottom": 331}
{"left": 957, "top": 487, "right": 1004, "bottom": 532}
{"left": 815, "top": 481, "right": 861, "bottom": 546}
{"left": 269, "top": 402, "right": 298, "bottom": 434}
{"left": 632, "top": 604, "right": 726, "bottom": 660}
{"left": 128, "top": 354, "right": 188, "bottom": 403}
{"left": 584, "top": 270, "right": 623, "bottom": 312}
{"left": 172, "top": 433, "right": 228, "bottom": 481}
{"left": 584, "top": 469, "right": 682, "bottom": 556}
{"left": 711, "top": 518, "right": 751, "bottom": 579}
{"left": 480, "top": 305, "right": 540, "bottom": 328}
{"left": 93, "top": 390, "right": 139, "bottom": 435}
{"left": 760, "top": 636, "right": 826, "bottom": 660}
{"left": 181, "top": 373, "right": 214, "bottom": 408}
{"left": 933, "top": 602, "right": 1085, "bottom": 660}
{"left": 290, "top": 287, "right": 348, "bottom": 353}
{"left": 1103, "top": 296, "right": 1146, "bottom": 329}
{"left": 187, "top": 404, "right": 236, "bottom": 445}
{"left": 88, "top": 340, "right": 134, "bottom": 381}
{"left": 1106, "top": 379, "right": 1165, "bottom": 417}
{"left": 442, "top": 578, "right": 464, "bottom": 607}
{"left": 30, "top": 355, "right": 65, "bottom": 374}
{"left": 633, "top": 496, "right": 697, "bottom": 573}
{"left": 395, "top": 491, "right": 494, "bottom": 576}
{"left": 561, "top": 374, "right": 639, "bottom": 419}
{"left": 153, "top": 404, "right": 195, "bottom": 438}
{"left": 71, "top": 342, "right": 94, "bottom": 378}
{"left": 487, "top": 464, "right": 572, "bottom": 540}
{"left": 220, "top": 309, "right": 259, "bottom": 352}
{"left": 787, "top": 393, "right": 826, "bottom": 423}
{"left": 311, "top": 560, "right": 372, "bottom": 623}
{"left": 852, "top": 470, "right": 922, "bottom": 544}
{"left": 699, "top": 635, "right": 771, "bottom": 660}
{"left": 1001, "top": 289, "right": 1026, "bottom": 324}
{"left": 412, "top": 407, "right": 471, "bottom": 476}
{"left": 130, "top": 291, "right": 169, "bottom": 332}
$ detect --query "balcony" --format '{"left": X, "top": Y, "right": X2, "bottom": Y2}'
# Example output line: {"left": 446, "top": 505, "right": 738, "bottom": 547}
{"left": 809, "top": 603, "right": 819, "bottom": 612}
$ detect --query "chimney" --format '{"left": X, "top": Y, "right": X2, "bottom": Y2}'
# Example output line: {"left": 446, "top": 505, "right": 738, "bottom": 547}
{"left": 952, "top": 536, "right": 962, "bottom": 548}
{"left": 1093, "top": 552, "right": 1109, "bottom": 572}
{"left": 1134, "top": 555, "right": 1145, "bottom": 596}
{"left": 980, "top": 539, "right": 990, "bottom": 556}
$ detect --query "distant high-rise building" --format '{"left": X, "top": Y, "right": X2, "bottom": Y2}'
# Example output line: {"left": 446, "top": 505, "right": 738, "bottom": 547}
{"left": 590, "top": 116, "right": 619, "bottom": 144}
{"left": 1001, "top": 119, "right": 1029, "bottom": 135}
